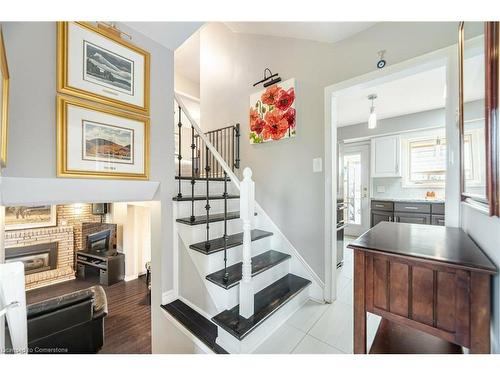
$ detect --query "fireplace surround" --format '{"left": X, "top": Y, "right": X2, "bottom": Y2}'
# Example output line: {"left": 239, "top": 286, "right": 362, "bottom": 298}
{"left": 6, "top": 242, "right": 58, "bottom": 275}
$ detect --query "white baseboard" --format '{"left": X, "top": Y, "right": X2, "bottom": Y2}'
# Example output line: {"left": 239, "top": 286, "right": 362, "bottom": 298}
{"left": 124, "top": 274, "right": 138, "bottom": 282}
{"left": 162, "top": 289, "right": 177, "bottom": 305}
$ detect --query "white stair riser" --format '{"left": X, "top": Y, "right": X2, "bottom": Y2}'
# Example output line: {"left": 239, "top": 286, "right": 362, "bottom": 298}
{"left": 215, "top": 285, "right": 311, "bottom": 353}
{"left": 175, "top": 181, "right": 239, "bottom": 196}
{"left": 175, "top": 199, "right": 240, "bottom": 217}
{"left": 185, "top": 236, "right": 272, "bottom": 274}
{"left": 176, "top": 219, "right": 248, "bottom": 244}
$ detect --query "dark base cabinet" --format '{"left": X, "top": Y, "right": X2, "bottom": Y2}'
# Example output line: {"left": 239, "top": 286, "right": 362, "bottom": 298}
{"left": 76, "top": 251, "right": 125, "bottom": 286}
{"left": 371, "top": 200, "right": 445, "bottom": 228}
{"left": 372, "top": 211, "right": 394, "bottom": 227}
{"left": 394, "top": 213, "right": 431, "bottom": 225}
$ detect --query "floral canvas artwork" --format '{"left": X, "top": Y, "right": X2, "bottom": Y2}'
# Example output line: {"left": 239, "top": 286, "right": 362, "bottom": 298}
{"left": 249, "top": 78, "right": 296, "bottom": 144}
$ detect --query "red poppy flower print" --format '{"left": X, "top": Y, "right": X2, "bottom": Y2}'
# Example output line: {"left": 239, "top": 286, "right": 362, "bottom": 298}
{"left": 282, "top": 107, "right": 296, "bottom": 128}
{"left": 263, "top": 111, "right": 289, "bottom": 141}
{"left": 275, "top": 88, "right": 295, "bottom": 111}
{"left": 249, "top": 107, "right": 259, "bottom": 125}
{"left": 251, "top": 118, "right": 266, "bottom": 135}
{"left": 261, "top": 85, "right": 281, "bottom": 106}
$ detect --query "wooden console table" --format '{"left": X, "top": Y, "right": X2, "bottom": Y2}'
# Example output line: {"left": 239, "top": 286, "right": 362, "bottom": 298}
{"left": 348, "top": 222, "right": 496, "bottom": 354}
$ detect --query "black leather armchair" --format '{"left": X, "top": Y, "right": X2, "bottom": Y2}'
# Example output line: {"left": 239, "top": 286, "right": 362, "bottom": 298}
{"left": 7, "top": 285, "right": 108, "bottom": 354}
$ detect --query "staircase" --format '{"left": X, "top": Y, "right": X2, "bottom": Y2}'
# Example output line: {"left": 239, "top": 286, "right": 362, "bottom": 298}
{"left": 161, "top": 94, "right": 322, "bottom": 354}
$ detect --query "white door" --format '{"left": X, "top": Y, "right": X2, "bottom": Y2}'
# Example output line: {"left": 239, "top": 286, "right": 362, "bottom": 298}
{"left": 343, "top": 144, "right": 370, "bottom": 237}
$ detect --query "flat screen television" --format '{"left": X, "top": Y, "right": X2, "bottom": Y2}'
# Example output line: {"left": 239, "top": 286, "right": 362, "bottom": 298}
{"left": 86, "top": 229, "right": 116, "bottom": 256}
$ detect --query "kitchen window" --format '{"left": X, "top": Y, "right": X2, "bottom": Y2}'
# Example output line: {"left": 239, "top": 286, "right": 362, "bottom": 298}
{"left": 403, "top": 130, "right": 481, "bottom": 188}
{"left": 407, "top": 136, "right": 447, "bottom": 186}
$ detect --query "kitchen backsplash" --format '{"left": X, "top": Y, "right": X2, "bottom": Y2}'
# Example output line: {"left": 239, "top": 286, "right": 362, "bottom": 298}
{"left": 371, "top": 177, "right": 445, "bottom": 200}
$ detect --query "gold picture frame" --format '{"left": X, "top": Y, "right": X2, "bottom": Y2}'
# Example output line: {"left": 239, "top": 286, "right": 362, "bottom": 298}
{"left": 57, "top": 95, "right": 150, "bottom": 180}
{"left": 5, "top": 205, "right": 57, "bottom": 231}
{"left": 0, "top": 28, "right": 9, "bottom": 167}
{"left": 57, "top": 22, "right": 150, "bottom": 115}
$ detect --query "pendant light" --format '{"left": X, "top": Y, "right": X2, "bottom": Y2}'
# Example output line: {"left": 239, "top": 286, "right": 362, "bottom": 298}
{"left": 368, "top": 94, "right": 378, "bottom": 129}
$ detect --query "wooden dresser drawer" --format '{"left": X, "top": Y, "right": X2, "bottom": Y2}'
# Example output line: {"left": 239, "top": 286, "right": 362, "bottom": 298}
{"left": 371, "top": 201, "right": 394, "bottom": 212}
{"left": 394, "top": 202, "right": 431, "bottom": 213}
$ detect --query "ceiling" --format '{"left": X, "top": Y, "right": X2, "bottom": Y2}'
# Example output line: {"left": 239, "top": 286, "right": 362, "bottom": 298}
{"left": 173, "top": 22, "right": 377, "bottom": 84}
{"left": 224, "top": 22, "right": 377, "bottom": 44}
{"left": 124, "top": 22, "right": 202, "bottom": 51}
{"left": 336, "top": 55, "right": 484, "bottom": 127}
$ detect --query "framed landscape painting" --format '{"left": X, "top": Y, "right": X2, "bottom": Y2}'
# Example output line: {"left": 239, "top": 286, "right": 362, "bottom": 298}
{"left": 57, "top": 22, "right": 150, "bottom": 115}
{"left": 5, "top": 205, "right": 56, "bottom": 231}
{"left": 249, "top": 78, "right": 296, "bottom": 144}
{"left": 0, "top": 28, "right": 9, "bottom": 167}
{"left": 57, "top": 96, "right": 149, "bottom": 180}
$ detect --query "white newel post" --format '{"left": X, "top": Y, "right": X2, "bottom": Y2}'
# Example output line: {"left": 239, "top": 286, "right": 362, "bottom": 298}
{"left": 0, "top": 262, "right": 28, "bottom": 354}
{"left": 239, "top": 167, "right": 255, "bottom": 318}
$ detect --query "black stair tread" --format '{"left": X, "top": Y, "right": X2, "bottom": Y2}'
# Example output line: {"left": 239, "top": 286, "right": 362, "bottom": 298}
{"left": 173, "top": 194, "right": 239, "bottom": 201}
{"left": 177, "top": 211, "right": 257, "bottom": 226}
{"left": 212, "top": 274, "right": 311, "bottom": 340}
{"left": 189, "top": 229, "right": 273, "bottom": 255}
{"left": 176, "top": 176, "right": 230, "bottom": 182}
{"left": 161, "top": 299, "right": 227, "bottom": 354}
{"left": 206, "top": 250, "right": 291, "bottom": 289}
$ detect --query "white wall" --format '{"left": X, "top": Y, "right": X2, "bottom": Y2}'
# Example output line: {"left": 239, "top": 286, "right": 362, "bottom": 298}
{"left": 0, "top": 22, "right": 178, "bottom": 353}
{"left": 461, "top": 205, "right": 500, "bottom": 353}
{"left": 200, "top": 22, "right": 460, "bottom": 281}
{"left": 175, "top": 73, "right": 200, "bottom": 99}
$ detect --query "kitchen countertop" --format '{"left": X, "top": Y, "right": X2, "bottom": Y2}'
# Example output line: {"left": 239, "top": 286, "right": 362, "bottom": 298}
{"left": 371, "top": 197, "right": 445, "bottom": 204}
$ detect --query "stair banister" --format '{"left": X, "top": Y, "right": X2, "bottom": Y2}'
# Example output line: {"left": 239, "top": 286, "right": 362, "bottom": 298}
{"left": 174, "top": 93, "right": 241, "bottom": 189}
{"left": 239, "top": 167, "right": 255, "bottom": 318}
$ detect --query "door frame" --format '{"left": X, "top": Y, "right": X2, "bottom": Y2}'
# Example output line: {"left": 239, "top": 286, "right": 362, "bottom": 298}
{"left": 323, "top": 44, "right": 460, "bottom": 302}
{"left": 343, "top": 143, "right": 371, "bottom": 237}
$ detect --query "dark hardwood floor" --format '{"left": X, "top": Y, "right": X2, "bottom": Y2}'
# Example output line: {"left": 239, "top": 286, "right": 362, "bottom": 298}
{"left": 26, "top": 275, "right": 151, "bottom": 354}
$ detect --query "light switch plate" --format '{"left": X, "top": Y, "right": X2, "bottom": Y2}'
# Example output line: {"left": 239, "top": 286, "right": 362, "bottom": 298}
{"left": 313, "top": 158, "right": 322, "bottom": 173}
{"left": 376, "top": 185, "right": 386, "bottom": 193}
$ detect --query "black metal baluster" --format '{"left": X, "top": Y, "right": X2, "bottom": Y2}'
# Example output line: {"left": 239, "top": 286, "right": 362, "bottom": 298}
{"left": 235, "top": 123, "right": 241, "bottom": 170}
{"left": 190, "top": 125, "right": 196, "bottom": 223}
{"left": 222, "top": 170, "right": 229, "bottom": 283}
{"left": 214, "top": 131, "right": 219, "bottom": 177}
{"left": 205, "top": 145, "right": 211, "bottom": 250}
{"left": 231, "top": 126, "right": 235, "bottom": 172}
{"left": 177, "top": 106, "right": 183, "bottom": 199}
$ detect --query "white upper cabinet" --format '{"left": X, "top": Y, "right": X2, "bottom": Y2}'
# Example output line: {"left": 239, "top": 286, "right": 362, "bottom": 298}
{"left": 371, "top": 135, "right": 401, "bottom": 178}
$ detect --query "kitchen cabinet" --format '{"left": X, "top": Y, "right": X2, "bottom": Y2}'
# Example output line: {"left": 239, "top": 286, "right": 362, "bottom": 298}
{"left": 371, "top": 211, "right": 394, "bottom": 227}
{"left": 394, "top": 212, "right": 431, "bottom": 225}
{"left": 371, "top": 135, "right": 401, "bottom": 178}
{"left": 371, "top": 200, "right": 445, "bottom": 228}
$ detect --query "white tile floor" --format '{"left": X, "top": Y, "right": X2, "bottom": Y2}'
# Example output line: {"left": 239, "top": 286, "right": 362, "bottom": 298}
{"left": 253, "top": 237, "right": 381, "bottom": 354}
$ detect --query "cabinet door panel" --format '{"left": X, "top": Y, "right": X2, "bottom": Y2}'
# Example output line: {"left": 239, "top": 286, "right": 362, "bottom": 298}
{"left": 431, "top": 215, "right": 446, "bottom": 226}
{"left": 436, "top": 271, "right": 457, "bottom": 333}
{"left": 371, "top": 135, "right": 401, "bottom": 177}
{"left": 412, "top": 267, "right": 434, "bottom": 325}
{"left": 371, "top": 211, "right": 393, "bottom": 228}
{"left": 394, "top": 213, "right": 431, "bottom": 225}
{"left": 389, "top": 262, "right": 409, "bottom": 317}
{"left": 373, "top": 258, "right": 389, "bottom": 310}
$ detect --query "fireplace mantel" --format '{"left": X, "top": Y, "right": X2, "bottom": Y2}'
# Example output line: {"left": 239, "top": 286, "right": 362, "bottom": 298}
{"left": 0, "top": 177, "right": 160, "bottom": 206}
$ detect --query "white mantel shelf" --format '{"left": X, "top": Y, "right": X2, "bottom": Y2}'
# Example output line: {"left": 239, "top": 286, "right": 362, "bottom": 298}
{"left": 0, "top": 177, "right": 160, "bottom": 206}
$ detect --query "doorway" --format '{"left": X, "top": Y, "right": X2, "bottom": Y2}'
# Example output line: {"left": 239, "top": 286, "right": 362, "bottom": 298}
{"left": 324, "top": 46, "right": 460, "bottom": 303}
{"left": 343, "top": 143, "right": 370, "bottom": 237}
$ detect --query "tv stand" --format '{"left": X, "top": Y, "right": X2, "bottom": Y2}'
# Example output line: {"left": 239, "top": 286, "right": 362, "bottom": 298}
{"left": 76, "top": 251, "right": 125, "bottom": 286}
